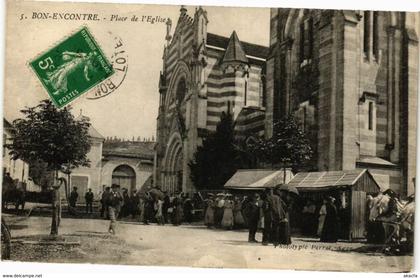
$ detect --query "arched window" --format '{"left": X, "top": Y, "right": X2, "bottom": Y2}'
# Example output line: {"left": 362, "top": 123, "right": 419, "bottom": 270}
{"left": 363, "top": 11, "right": 370, "bottom": 57}
{"left": 363, "top": 11, "right": 380, "bottom": 61}
{"left": 373, "top": 11, "right": 379, "bottom": 60}
{"left": 176, "top": 78, "right": 187, "bottom": 103}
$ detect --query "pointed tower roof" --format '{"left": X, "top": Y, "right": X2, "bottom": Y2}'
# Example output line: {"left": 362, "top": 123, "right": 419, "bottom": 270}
{"left": 222, "top": 31, "right": 248, "bottom": 64}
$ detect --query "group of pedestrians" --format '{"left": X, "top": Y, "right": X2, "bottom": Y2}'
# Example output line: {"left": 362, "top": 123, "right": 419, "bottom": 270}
{"left": 137, "top": 189, "right": 196, "bottom": 226}
{"left": 99, "top": 185, "right": 199, "bottom": 233}
{"left": 82, "top": 183, "right": 340, "bottom": 242}
{"left": 203, "top": 187, "right": 294, "bottom": 246}
{"left": 317, "top": 196, "right": 339, "bottom": 243}
{"left": 249, "top": 188, "right": 292, "bottom": 246}
{"left": 203, "top": 187, "right": 343, "bottom": 246}
{"left": 204, "top": 193, "right": 245, "bottom": 230}
{"left": 67, "top": 187, "right": 95, "bottom": 215}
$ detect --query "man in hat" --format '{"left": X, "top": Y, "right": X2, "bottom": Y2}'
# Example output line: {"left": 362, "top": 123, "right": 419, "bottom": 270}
{"left": 183, "top": 193, "right": 194, "bottom": 224}
{"left": 275, "top": 186, "right": 291, "bottom": 245}
{"left": 246, "top": 193, "right": 261, "bottom": 243}
{"left": 108, "top": 184, "right": 123, "bottom": 234}
{"left": 142, "top": 189, "right": 154, "bottom": 225}
{"left": 162, "top": 190, "right": 171, "bottom": 223}
{"left": 69, "top": 186, "right": 79, "bottom": 215}
{"left": 100, "top": 186, "right": 111, "bottom": 219}
{"left": 172, "top": 191, "right": 183, "bottom": 225}
{"left": 84, "top": 188, "right": 94, "bottom": 214}
{"left": 262, "top": 188, "right": 273, "bottom": 245}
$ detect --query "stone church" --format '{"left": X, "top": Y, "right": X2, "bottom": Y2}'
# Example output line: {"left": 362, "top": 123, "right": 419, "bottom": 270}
{"left": 266, "top": 9, "right": 418, "bottom": 195}
{"left": 154, "top": 6, "right": 269, "bottom": 193}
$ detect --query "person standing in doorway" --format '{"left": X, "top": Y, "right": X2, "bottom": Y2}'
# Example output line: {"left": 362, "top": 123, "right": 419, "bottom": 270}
{"left": 108, "top": 184, "right": 123, "bottom": 235}
{"left": 85, "top": 188, "right": 94, "bottom": 214}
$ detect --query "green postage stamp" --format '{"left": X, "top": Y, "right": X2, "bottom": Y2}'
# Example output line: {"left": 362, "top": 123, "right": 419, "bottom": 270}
{"left": 30, "top": 26, "right": 114, "bottom": 108}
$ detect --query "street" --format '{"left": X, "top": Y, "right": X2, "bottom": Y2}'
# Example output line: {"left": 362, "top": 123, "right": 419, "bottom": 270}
{"left": 3, "top": 213, "right": 412, "bottom": 272}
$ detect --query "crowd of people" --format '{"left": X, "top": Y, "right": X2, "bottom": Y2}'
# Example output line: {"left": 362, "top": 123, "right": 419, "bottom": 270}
{"left": 68, "top": 183, "right": 341, "bottom": 243}
{"left": 98, "top": 185, "right": 200, "bottom": 234}
{"left": 203, "top": 187, "right": 294, "bottom": 246}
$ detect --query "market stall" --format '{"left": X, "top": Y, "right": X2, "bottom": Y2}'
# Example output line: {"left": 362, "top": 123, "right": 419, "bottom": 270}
{"left": 224, "top": 169, "right": 294, "bottom": 192}
{"left": 288, "top": 169, "right": 381, "bottom": 240}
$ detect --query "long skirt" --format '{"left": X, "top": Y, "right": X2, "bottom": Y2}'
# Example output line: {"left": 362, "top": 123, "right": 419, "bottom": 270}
{"left": 279, "top": 220, "right": 291, "bottom": 245}
{"left": 222, "top": 208, "right": 234, "bottom": 229}
{"left": 320, "top": 217, "right": 338, "bottom": 243}
{"left": 139, "top": 205, "right": 144, "bottom": 223}
{"left": 172, "top": 206, "right": 183, "bottom": 225}
{"left": 204, "top": 207, "right": 215, "bottom": 227}
{"left": 233, "top": 210, "right": 245, "bottom": 227}
{"left": 317, "top": 215, "right": 326, "bottom": 236}
{"left": 214, "top": 207, "right": 224, "bottom": 226}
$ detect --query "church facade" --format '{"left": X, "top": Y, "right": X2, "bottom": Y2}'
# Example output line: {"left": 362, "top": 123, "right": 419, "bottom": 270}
{"left": 154, "top": 7, "right": 268, "bottom": 193}
{"left": 266, "top": 9, "right": 418, "bottom": 195}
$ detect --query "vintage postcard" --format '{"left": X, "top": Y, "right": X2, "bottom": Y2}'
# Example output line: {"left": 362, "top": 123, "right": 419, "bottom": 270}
{"left": 1, "top": 0, "right": 418, "bottom": 273}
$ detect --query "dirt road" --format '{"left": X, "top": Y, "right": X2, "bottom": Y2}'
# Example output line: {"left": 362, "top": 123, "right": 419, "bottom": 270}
{"left": 3, "top": 214, "right": 412, "bottom": 272}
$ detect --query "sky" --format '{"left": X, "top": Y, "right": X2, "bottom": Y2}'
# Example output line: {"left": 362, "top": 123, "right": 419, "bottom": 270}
{"left": 5, "top": 1, "right": 270, "bottom": 140}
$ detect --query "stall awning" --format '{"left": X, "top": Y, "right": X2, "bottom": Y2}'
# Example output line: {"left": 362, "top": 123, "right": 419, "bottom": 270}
{"left": 288, "top": 169, "right": 380, "bottom": 192}
{"left": 224, "top": 169, "right": 293, "bottom": 190}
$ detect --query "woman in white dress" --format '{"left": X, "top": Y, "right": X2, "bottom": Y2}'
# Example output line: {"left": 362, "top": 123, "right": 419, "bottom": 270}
{"left": 317, "top": 199, "right": 327, "bottom": 237}
{"left": 221, "top": 196, "right": 234, "bottom": 230}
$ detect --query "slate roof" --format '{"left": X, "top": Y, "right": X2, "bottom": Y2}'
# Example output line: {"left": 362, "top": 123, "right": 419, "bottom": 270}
{"left": 75, "top": 115, "right": 104, "bottom": 139}
{"left": 357, "top": 156, "right": 397, "bottom": 167}
{"left": 88, "top": 125, "right": 104, "bottom": 139}
{"left": 207, "top": 32, "right": 269, "bottom": 59}
{"left": 288, "top": 169, "right": 377, "bottom": 190}
{"left": 103, "top": 141, "right": 155, "bottom": 160}
{"left": 224, "top": 169, "right": 294, "bottom": 190}
{"left": 222, "top": 31, "right": 248, "bottom": 64}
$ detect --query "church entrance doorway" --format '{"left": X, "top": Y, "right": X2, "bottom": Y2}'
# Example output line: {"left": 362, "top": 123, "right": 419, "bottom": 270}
{"left": 112, "top": 165, "right": 136, "bottom": 192}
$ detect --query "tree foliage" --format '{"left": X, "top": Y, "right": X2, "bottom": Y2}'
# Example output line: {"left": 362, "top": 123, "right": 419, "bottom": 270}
{"left": 189, "top": 111, "right": 238, "bottom": 189}
{"left": 28, "top": 159, "right": 52, "bottom": 190}
{"left": 248, "top": 115, "right": 313, "bottom": 171}
{"left": 5, "top": 99, "right": 91, "bottom": 172}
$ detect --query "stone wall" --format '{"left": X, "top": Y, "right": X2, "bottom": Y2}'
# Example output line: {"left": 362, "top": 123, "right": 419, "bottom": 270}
{"left": 267, "top": 9, "right": 418, "bottom": 195}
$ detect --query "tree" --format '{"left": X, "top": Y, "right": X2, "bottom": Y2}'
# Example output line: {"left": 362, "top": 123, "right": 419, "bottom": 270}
{"left": 6, "top": 99, "right": 91, "bottom": 235}
{"left": 28, "top": 159, "right": 51, "bottom": 190}
{"left": 249, "top": 115, "right": 313, "bottom": 182}
{"left": 189, "top": 111, "right": 238, "bottom": 189}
